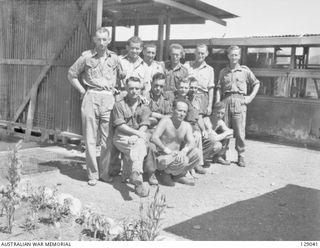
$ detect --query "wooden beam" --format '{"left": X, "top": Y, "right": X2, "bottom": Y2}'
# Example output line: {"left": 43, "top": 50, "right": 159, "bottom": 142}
{"left": 134, "top": 11, "right": 139, "bottom": 36}
{"left": 92, "top": 0, "right": 103, "bottom": 30}
{"left": 313, "top": 79, "right": 320, "bottom": 99}
{"left": 157, "top": 16, "right": 165, "bottom": 61}
{"left": 164, "top": 13, "right": 171, "bottom": 61}
{"left": 13, "top": 0, "right": 92, "bottom": 122}
{"left": 252, "top": 68, "right": 320, "bottom": 78}
{"left": 209, "top": 36, "right": 320, "bottom": 47}
{"left": 154, "top": 0, "right": 226, "bottom": 26}
{"left": 111, "top": 19, "right": 117, "bottom": 51}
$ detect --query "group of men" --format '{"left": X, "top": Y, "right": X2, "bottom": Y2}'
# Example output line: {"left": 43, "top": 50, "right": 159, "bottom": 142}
{"left": 67, "top": 27, "right": 260, "bottom": 197}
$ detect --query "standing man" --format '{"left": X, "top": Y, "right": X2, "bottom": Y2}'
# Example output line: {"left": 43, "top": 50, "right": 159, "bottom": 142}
{"left": 67, "top": 27, "right": 122, "bottom": 186}
{"left": 184, "top": 44, "right": 215, "bottom": 116}
{"left": 163, "top": 43, "right": 189, "bottom": 102}
{"left": 143, "top": 43, "right": 165, "bottom": 93}
{"left": 216, "top": 45, "right": 260, "bottom": 167}
{"left": 118, "top": 36, "right": 148, "bottom": 98}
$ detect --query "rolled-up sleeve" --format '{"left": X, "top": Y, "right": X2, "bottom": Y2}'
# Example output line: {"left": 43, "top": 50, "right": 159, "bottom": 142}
{"left": 112, "top": 103, "right": 126, "bottom": 127}
{"left": 216, "top": 69, "right": 224, "bottom": 89}
{"left": 139, "top": 106, "right": 151, "bottom": 128}
{"left": 68, "top": 55, "right": 86, "bottom": 78}
{"left": 207, "top": 66, "right": 215, "bottom": 89}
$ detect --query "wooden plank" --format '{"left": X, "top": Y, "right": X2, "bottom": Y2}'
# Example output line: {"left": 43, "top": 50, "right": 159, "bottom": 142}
{"left": 209, "top": 36, "right": 320, "bottom": 47}
{"left": 134, "top": 12, "right": 139, "bottom": 36}
{"left": 252, "top": 68, "right": 320, "bottom": 78}
{"left": 91, "top": 0, "right": 103, "bottom": 31}
{"left": 0, "top": 58, "right": 75, "bottom": 66}
{"left": 164, "top": 13, "right": 171, "bottom": 61}
{"left": 24, "top": 91, "right": 37, "bottom": 141}
{"left": 154, "top": 0, "right": 226, "bottom": 26}
{"left": 13, "top": 0, "right": 92, "bottom": 122}
{"left": 157, "top": 15, "right": 164, "bottom": 61}
{"left": 314, "top": 79, "right": 320, "bottom": 99}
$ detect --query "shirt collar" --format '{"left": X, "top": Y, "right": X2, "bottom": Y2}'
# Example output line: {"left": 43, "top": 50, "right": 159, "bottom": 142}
{"left": 91, "top": 48, "right": 111, "bottom": 58}
{"left": 227, "top": 63, "right": 242, "bottom": 72}
{"left": 191, "top": 61, "right": 207, "bottom": 70}
{"left": 124, "top": 95, "right": 143, "bottom": 106}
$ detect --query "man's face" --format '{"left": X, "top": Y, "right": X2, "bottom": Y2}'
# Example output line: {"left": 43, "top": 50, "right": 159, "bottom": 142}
{"left": 151, "top": 79, "right": 165, "bottom": 96}
{"left": 195, "top": 47, "right": 208, "bottom": 63}
{"left": 228, "top": 49, "right": 241, "bottom": 64}
{"left": 93, "top": 31, "right": 110, "bottom": 51}
{"left": 126, "top": 80, "right": 142, "bottom": 99}
{"left": 173, "top": 101, "right": 188, "bottom": 121}
{"left": 143, "top": 46, "right": 156, "bottom": 63}
{"left": 127, "top": 42, "right": 142, "bottom": 60}
{"left": 170, "top": 48, "right": 182, "bottom": 65}
{"left": 177, "top": 82, "right": 189, "bottom": 97}
{"left": 189, "top": 81, "right": 199, "bottom": 96}
{"left": 216, "top": 109, "right": 225, "bottom": 120}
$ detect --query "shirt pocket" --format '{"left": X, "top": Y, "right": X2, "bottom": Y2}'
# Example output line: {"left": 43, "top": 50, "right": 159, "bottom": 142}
{"left": 222, "top": 74, "right": 232, "bottom": 91}
{"left": 85, "top": 59, "right": 100, "bottom": 79}
{"left": 235, "top": 74, "right": 247, "bottom": 93}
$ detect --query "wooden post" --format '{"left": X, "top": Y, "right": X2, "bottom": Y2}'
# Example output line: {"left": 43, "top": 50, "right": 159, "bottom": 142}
{"left": 111, "top": 19, "right": 117, "bottom": 51}
{"left": 164, "top": 13, "right": 171, "bottom": 61}
{"left": 134, "top": 12, "right": 139, "bottom": 36}
{"left": 92, "top": 0, "right": 103, "bottom": 32}
{"left": 157, "top": 16, "right": 165, "bottom": 61}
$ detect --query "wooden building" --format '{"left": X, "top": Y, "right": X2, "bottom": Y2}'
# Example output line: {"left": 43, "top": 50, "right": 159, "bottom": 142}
{"left": 0, "top": 0, "right": 236, "bottom": 142}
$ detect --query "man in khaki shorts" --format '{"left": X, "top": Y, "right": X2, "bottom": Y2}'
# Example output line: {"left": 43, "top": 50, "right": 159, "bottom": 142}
{"left": 67, "top": 27, "right": 122, "bottom": 186}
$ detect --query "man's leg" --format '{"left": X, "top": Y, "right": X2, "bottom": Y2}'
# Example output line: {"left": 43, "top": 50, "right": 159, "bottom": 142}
{"left": 231, "top": 99, "right": 247, "bottom": 167}
{"left": 202, "top": 137, "right": 223, "bottom": 166}
{"left": 81, "top": 92, "right": 99, "bottom": 184}
{"left": 98, "top": 94, "right": 115, "bottom": 182}
{"left": 113, "top": 133, "right": 149, "bottom": 197}
{"left": 193, "top": 131, "right": 207, "bottom": 174}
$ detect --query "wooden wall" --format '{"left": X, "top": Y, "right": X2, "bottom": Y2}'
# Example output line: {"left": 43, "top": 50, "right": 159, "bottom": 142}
{"left": 0, "top": 0, "right": 96, "bottom": 136}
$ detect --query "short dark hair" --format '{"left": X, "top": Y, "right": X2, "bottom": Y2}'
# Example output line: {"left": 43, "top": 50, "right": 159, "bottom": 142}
{"left": 152, "top": 72, "right": 165, "bottom": 83}
{"left": 169, "top": 43, "right": 185, "bottom": 57}
{"left": 127, "top": 36, "right": 143, "bottom": 47}
{"left": 227, "top": 45, "right": 241, "bottom": 54}
{"left": 188, "top": 76, "right": 198, "bottom": 84}
{"left": 125, "top": 76, "right": 141, "bottom": 85}
{"left": 196, "top": 43, "right": 208, "bottom": 53}
{"left": 95, "top": 27, "right": 110, "bottom": 37}
{"left": 214, "top": 101, "right": 226, "bottom": 111}
{"left": 143, "top": 43, "right": 157, "bottom": 50}
{"left": 173, "top": 97, "right": 189, "bottom": 110}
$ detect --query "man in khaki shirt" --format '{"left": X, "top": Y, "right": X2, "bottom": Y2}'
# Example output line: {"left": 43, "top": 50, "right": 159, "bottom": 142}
{"left": 216, "top": 45, "right": 260, "bottom": 167}
{"left": 67, "top": 27, "right": 122, "bottom": 186}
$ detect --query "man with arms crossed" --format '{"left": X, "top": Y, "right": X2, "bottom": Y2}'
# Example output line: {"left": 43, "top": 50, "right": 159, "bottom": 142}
{"left": 151, "top": 98, "right": 201, "bottom": 186}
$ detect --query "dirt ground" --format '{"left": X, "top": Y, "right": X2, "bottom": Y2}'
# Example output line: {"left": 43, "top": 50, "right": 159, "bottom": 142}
{"left": 0, "top": 136, "right": 320, "bottom": 241}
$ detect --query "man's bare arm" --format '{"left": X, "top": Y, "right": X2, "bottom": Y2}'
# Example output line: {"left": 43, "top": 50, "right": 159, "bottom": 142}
{"left": 183, "top": 122, "right": 195, "bottom": 152}
{"left": 151, "top": 118, "right": 168, "bottom": 151}
{"left": 67, "top": 74, "right": 86, "bottom": 98}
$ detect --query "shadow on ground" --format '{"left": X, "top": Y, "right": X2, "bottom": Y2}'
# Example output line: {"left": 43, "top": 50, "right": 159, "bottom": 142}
{"left": 38, "top": 156, "right": 87, "bottom": 182}
{"left": 165, "top": 184, "right": 320, "bottom": 241}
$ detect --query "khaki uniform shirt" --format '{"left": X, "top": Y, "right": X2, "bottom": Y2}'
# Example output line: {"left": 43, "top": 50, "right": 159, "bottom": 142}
{"left": 164, "top": 61, "right": 188, "bottom": 92}
{"left": 119, "top": 55, "right": 147, "bottom": 89}
{"left": 68, "top": 49, "right": 122, "bottom": 92}
{"left": 184, "top": 61, "right": 214, "bottom": 92}
{"left": 216, "top": 64, "right": 260, "bottom": 96}
{"left": 112, "top": 96, "right": 151, "bottom": 130}
{"left": 148, "top": 92, "right": 172, "bottom": 116}
{"left": 144, "top": 60, "right": 165, "bottom": 92}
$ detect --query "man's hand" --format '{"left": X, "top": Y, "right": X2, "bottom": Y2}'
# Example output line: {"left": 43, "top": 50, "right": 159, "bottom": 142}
{"left": 80, "top": 89, "right": 86, "bottom": 100}
{"left": 244, "top": 96, "right": 252, "bottom": 105}
{"left": 139, "top": 95, "right": 149, "bottom": 105}
{"left": 128, "top": 135, "right": 139, "bottom": 145}
{"left": 202, "top": 130, "right": 208, "bottom": 139}
{"left": 206, "top": 105, "right": 212, "bottom": 116}
{"left": 174, "top": 151, "right": 188, "bottom": 164}
{"left": 163, "top": 147, "right": 172, "bottom": 155}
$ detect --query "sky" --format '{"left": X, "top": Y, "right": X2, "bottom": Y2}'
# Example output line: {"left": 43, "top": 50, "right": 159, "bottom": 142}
{"left": 115, "top": 0, "right": 320, "bottom": 41}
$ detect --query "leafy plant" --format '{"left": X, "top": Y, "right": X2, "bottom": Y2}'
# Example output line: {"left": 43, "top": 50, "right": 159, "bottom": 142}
{"left": 0, "top": 140, "right": 23, "bottom": 233}
{"left": 115, "top": 186, "right": 167, "bottom": 241}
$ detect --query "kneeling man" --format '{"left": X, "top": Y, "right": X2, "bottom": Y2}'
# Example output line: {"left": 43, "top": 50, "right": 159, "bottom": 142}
{"left": 151, "top": 98, "right": 201, "bottom": 186}
{"left": 112, "top": 76, "right": 151, "bottom": 197}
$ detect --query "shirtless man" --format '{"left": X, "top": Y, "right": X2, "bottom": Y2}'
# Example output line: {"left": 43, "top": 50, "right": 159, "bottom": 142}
{"left": 151, "top": 98, "right": 201, "bottom": 186}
